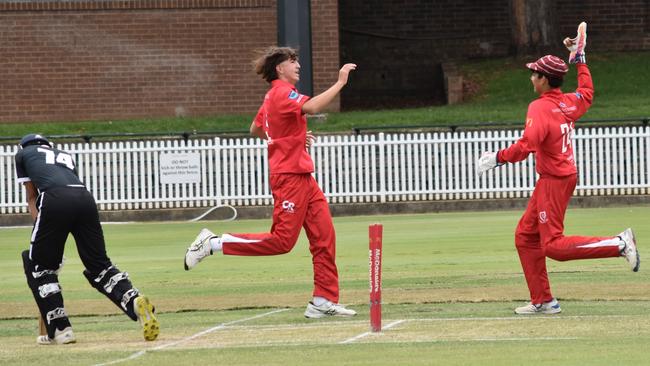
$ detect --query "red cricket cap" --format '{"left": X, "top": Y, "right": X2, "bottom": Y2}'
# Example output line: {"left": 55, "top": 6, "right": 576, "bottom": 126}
{"left": 526, "top": 55, "right": 568, "bottom": 79}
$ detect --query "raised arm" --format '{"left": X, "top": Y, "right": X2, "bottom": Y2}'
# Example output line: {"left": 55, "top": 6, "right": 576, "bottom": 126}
{"left": 574, "top": 64, "right": 593, "bottom": 103}
{"left": 302, "top": 63, "right": 357, "bottom": 115}
{"left": 564, "top": 22, "right": 593, "bottom": 115}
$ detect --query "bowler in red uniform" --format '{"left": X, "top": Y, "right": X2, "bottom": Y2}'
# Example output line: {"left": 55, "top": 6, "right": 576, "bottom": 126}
{"left": 184, "top": 47, "right": 357, "bottom": 318}
{"left": 477, "top": 23, "right": 640, "bottom": 314}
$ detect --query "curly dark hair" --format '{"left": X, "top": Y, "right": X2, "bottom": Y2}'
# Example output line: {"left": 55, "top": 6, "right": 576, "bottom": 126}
{"left": 253, "top": 46, "right": 298, "bottom": 83}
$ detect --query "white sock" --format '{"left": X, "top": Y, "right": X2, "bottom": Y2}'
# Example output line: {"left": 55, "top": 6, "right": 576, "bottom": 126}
{"left": 618, "top": 236, "right": 626, "bottom": 253}
{"left": 209, "top": 237, "right": 223, "bottom": 252}
{"left": 313, "top": 296, "right": 329, "bottom": 306}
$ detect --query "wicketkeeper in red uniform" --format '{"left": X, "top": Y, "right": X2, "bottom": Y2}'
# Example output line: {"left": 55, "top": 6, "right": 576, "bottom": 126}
{"left": 184, "top": 47, "right": 357, "bottom": 318}
{"left": 477, "top": 23, "right": 640, "bottom": 314}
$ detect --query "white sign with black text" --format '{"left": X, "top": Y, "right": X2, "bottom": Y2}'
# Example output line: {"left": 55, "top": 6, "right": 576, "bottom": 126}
{"left": 159, "top": 152, "right": 201, "bottom": 184}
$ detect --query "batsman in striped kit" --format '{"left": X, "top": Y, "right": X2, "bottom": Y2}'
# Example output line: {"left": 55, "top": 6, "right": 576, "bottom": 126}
{"left": 183, "top": 47, "right": 357, "bottom": 319}
{"left": 477, "top": 23, "right": 640, "bottom": 314}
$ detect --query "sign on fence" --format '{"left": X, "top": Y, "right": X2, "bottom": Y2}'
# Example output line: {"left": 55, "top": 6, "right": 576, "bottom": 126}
{"left": 159, "top": 152, "right": 201, "bottom": 184}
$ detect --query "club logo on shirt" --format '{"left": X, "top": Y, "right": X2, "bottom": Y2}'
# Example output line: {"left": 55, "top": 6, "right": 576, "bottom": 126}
{"left": 282, "top": 200, "right": 295, "bottom": 213}
{"left": 539, "top": 211, "right": 548, "bottom": 224}
{"left": 288, "top": 90, "right": 299, "bottom": 100}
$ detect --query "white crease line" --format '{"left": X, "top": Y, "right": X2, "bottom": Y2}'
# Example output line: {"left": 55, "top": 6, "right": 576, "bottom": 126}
{"left": 93, "top": 351, "right": 146, "bottom": 366}
{"left": 221, "top": 313, "right": 632, "bottom": 331}
{"left": 339, "top": 319, "right": 405, "bottom": 344}
{"left": 159, "top": 313, "right": 633, "bottom": 336}
{"left": 90, "top": 311, "right": 636, "bottom": 363}
{"left": 92, "top": 308, "right": 289, "bottom": 366}
{"left": 149, "top": 309, "right": 290, "bottom": 351}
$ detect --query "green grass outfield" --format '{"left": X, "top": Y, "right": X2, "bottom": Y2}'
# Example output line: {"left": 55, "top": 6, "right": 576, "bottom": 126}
{"left": 1, "top": 206, "right": 649, "bottom": 365}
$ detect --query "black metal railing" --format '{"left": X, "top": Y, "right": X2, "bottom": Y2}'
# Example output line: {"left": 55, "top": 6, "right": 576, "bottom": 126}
{"left": 0, "top": 117, "right": 647, "bottom": 144}
{"left": 351, "top": 117, "right": 649, "bottom": 135}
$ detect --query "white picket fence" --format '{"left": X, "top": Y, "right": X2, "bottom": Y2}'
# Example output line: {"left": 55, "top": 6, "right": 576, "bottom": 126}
{"left": 1, "top": 126, "right": 649, "bottom": 214}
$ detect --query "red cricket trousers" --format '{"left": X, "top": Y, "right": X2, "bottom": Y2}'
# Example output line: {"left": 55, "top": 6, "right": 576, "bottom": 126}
{"left": 515, "top": 174, "right": 621, "bottom": 304}
{"left": 221, "top": 173, "right": 340, "bottom": 302}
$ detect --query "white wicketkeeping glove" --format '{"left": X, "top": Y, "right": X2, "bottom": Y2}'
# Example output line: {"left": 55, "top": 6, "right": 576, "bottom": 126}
{"left": 477, "top": 151, "right": 502, "bottom": 177}
{"left": 563, "top": 22, "right": 587, "bottom": 64}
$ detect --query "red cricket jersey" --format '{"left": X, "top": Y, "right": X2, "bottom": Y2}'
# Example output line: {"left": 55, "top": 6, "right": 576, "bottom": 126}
{"left": 498, "top": 64, "right": 594, "bottom": 177}
{"left": 254, "top": 79, "right": 313, "bottom": 174}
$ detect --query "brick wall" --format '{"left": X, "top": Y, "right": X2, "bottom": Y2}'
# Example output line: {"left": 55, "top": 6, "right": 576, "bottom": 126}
{"left": 339, "top": 0, "right": 649, "bottom": 109}
{"left": 0, "top": 0, "right": 646, "bottom": 120}
{"left": 0, "top": 0, "right": 341, "bottom": 123}
{"left": 311, "top": 0, "right": 342, "bottom": 112}
{"left": 557, "top": 0, "right": 649, "bottom": 51}
{"left": 339, "top": 0, "right": 512, "bottom": 109}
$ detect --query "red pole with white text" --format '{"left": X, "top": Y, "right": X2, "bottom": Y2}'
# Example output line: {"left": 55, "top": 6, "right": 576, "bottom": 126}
{"left": 369, "top": 224, "right": 383, "bottom": 332}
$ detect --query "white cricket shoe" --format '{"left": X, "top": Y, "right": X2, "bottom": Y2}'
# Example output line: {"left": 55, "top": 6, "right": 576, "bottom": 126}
{"left": 514, "top": 298, "right": 561, "bottom": 315}
{"left": 619, "top": 228, "right": 640, "bottom": 272}
{"left": 304, "top": 301, "right": 357, "bottom": 319}
{"left": 36, "top": 326, "right": 76, "bottom": 345}
{"left": 135, "top": 295, "right": 160, "bottom": 341}
{"left": 184, "top": 228, "right": 215, "bottom": 271}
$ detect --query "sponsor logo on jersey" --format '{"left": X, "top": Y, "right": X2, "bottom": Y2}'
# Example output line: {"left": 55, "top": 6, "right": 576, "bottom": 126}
{"left": 552, "top": 105, "right": 577, "bottom": 114}
{"left": 288, "top": 90, "right": 299, "bottom": 100}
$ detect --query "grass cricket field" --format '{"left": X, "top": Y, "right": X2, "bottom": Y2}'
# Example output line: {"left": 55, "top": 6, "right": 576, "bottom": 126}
{"left": 1, "top": 206, "right": 649, "bottom": 365}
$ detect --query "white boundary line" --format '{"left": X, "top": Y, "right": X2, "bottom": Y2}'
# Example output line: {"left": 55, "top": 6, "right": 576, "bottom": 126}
{"left": 92, "top": 308, "right": 289, "bottom": 366}
{"left": 339, "top": 319, "right": 406, "bottom": 344}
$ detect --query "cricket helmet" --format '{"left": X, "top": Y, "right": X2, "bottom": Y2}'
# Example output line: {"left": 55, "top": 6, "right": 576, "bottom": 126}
{"left": 19, "top": 134, "right": 51, "bottom": 148}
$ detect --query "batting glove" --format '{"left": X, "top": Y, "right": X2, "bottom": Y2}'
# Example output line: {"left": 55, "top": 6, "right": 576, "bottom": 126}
{"left": 564, "top": 22, "right": 587, "bottom": 64}
{"left": 477, "top": 151, "right": 503, "bottom": 177}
